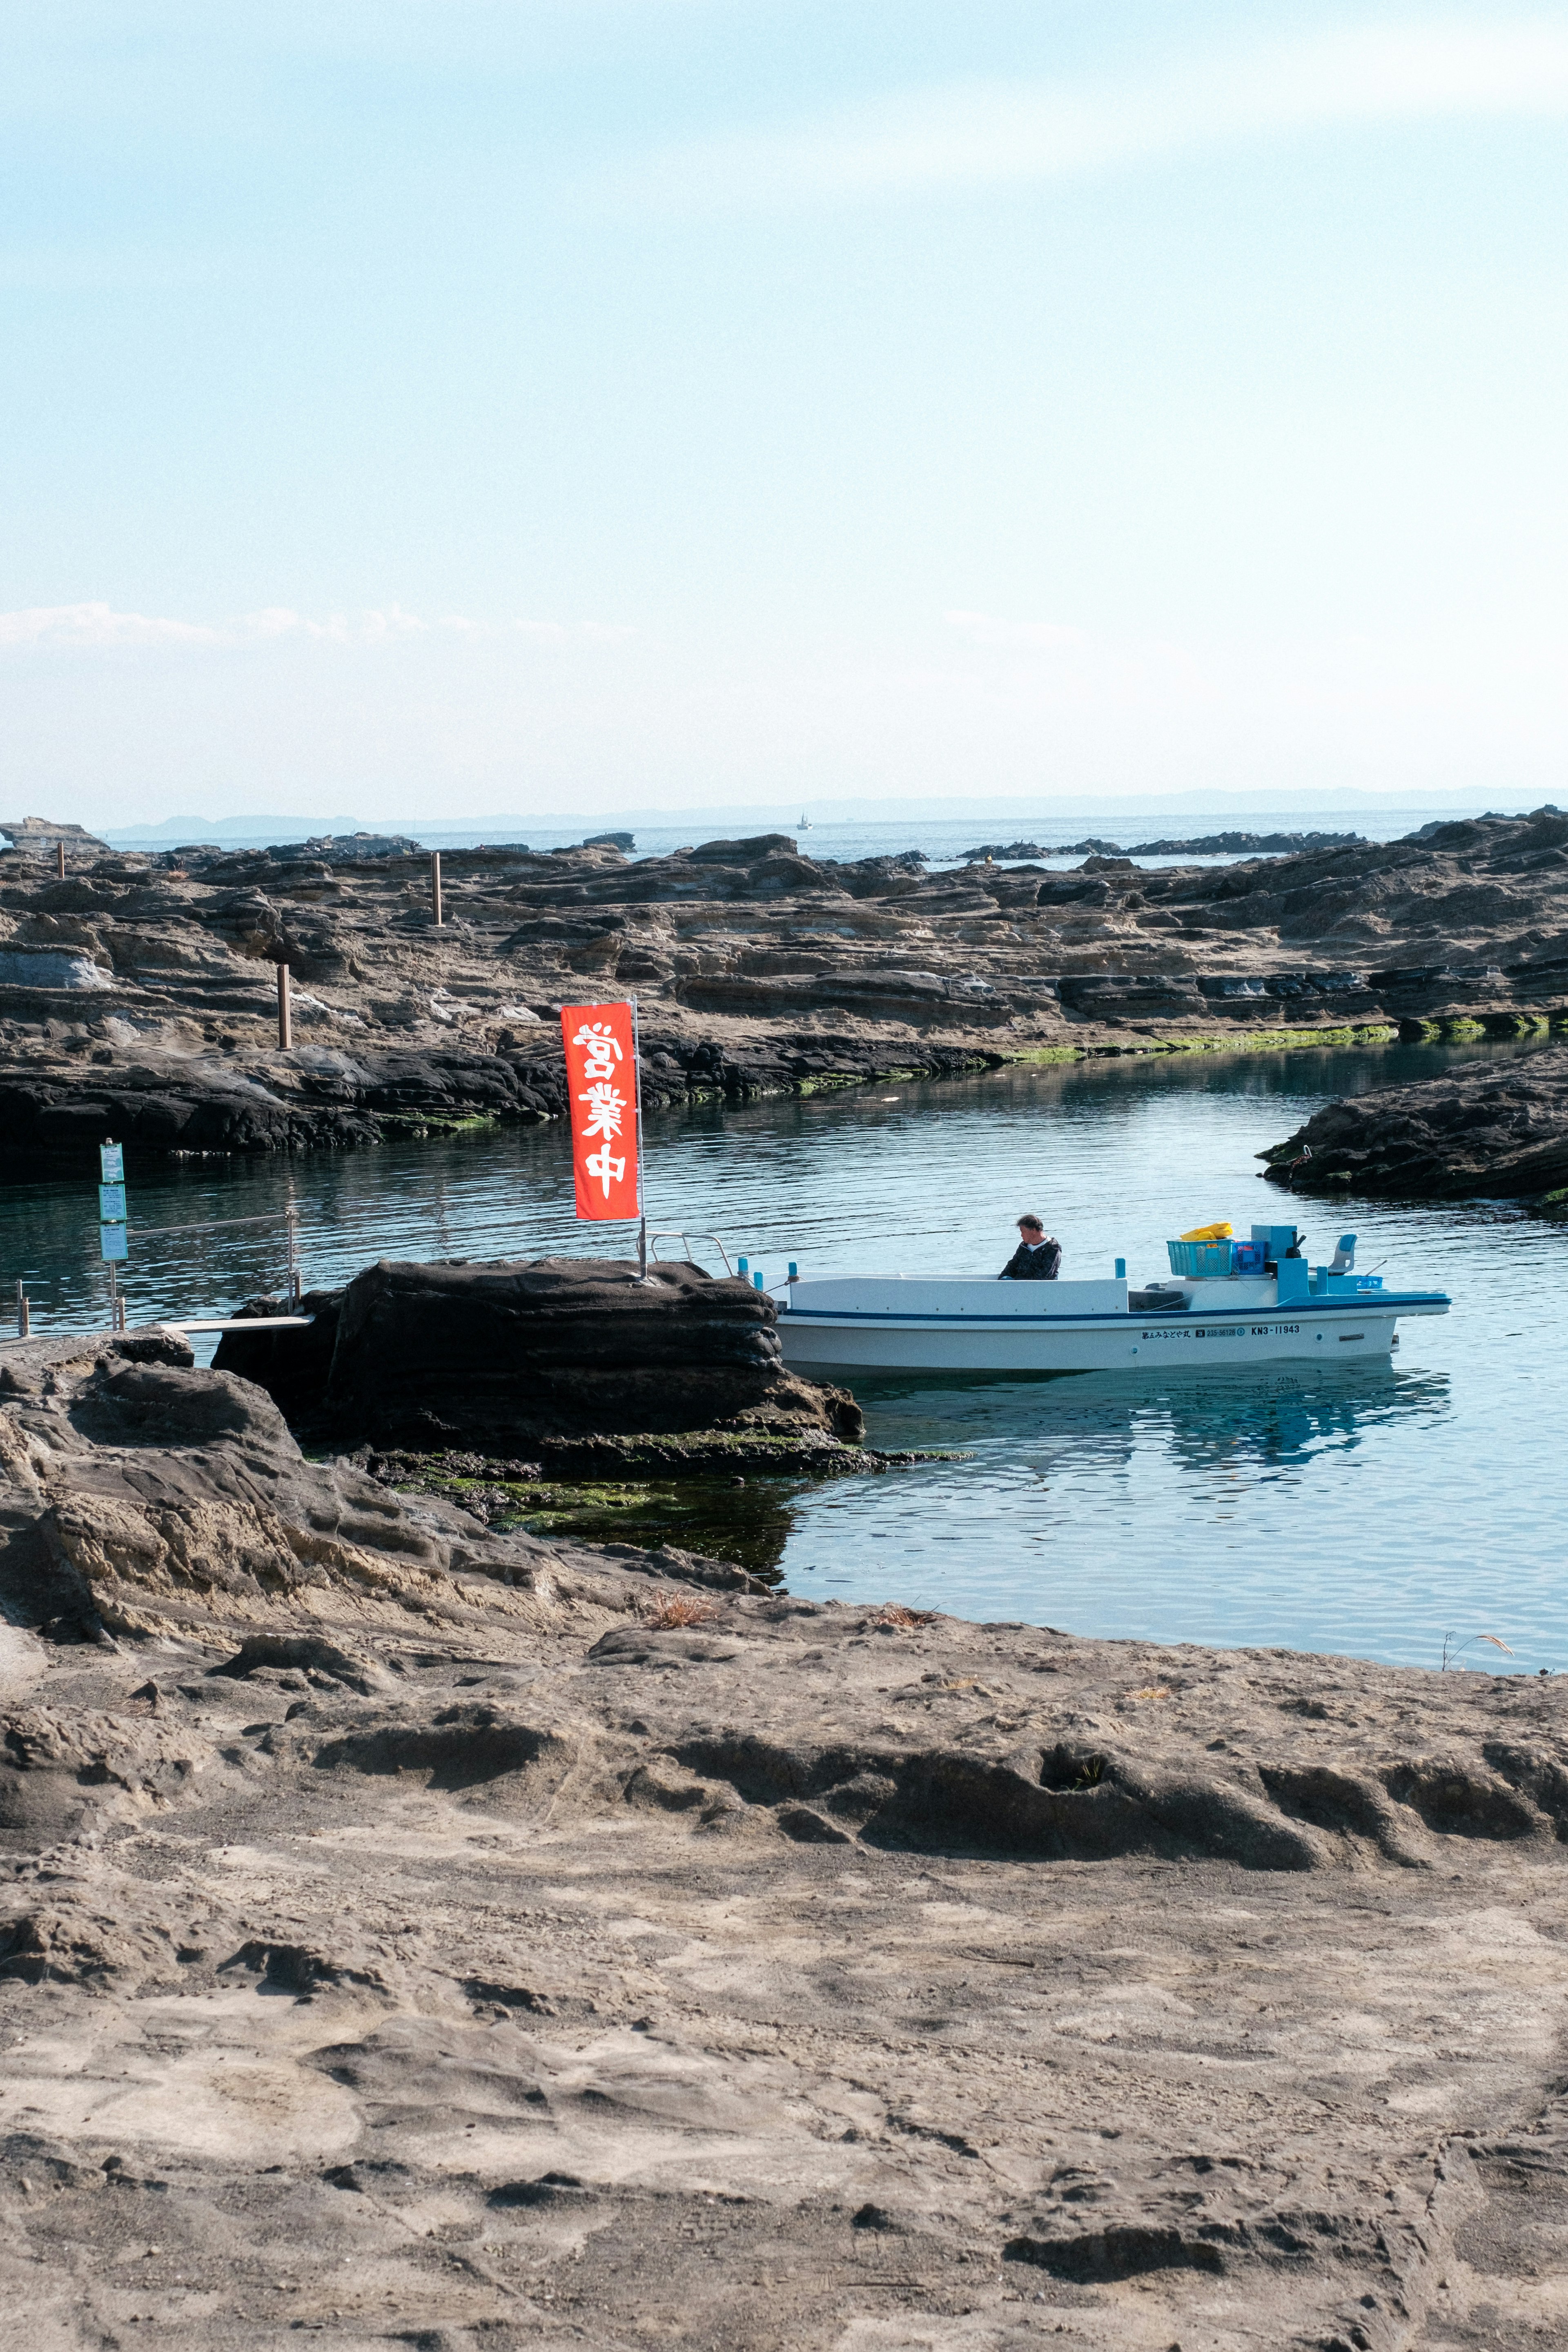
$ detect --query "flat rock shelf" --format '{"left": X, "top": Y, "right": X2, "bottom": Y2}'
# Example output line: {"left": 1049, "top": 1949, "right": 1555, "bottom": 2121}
{"left": 9, "top": 808, "right": 1568, "bottom": 1164}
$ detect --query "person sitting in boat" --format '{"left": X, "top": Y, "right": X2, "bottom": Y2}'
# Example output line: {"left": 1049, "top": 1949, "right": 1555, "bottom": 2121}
{"left": 999, "top": 1216, "right": 1061, "bottom": 1280}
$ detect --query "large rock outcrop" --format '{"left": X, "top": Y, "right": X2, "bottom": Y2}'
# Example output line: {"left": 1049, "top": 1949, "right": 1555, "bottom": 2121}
{"left": 213, "top": 1254, "right": 861, "bottom": 1452}
{"left": 1262, "top": 1041, "right": 1568, "bottom": 1198}
{"left": 0, "top": 816, "right": 108, "bottom": 857}
{"left": 0, "top": 1325, "right": 698, "bottom": 1653}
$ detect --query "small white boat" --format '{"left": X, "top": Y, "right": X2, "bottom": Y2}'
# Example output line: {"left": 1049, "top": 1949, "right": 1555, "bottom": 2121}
{"left": 774, "top": 1226, "right": 1448, "bottom": 1378}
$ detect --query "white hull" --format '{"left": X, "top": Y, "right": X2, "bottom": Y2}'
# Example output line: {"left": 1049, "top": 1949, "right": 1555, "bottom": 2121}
{"left": 775, "top": 1273, "right": 1447, "bottom": 1378}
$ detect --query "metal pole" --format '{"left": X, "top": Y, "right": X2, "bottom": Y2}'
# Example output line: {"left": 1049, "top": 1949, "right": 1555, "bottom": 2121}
{"left": 15, "top": 1281, "right": 28, "bottom": 1338}
{"left": 276, "top": 961, "right": 292, "bottom": 1049}
{"left": 632, "top": 993, "right": 648, "bottom": 1281}
{"left": 286, "top": 1209, "right": 299, "bottom": 1310}
{"left": 55, "top": 840, "right": 65, "bottom": 880}
{"left": 108, "top": 1259, "right": 120, "bottom": 1333}
{"left": 431, "top": 851, "right": 443, "bottom": 927}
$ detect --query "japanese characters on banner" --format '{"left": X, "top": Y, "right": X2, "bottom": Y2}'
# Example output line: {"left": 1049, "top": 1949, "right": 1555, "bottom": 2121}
{"left": 561, "top": 1001, "right": 641, "bottom": 1221}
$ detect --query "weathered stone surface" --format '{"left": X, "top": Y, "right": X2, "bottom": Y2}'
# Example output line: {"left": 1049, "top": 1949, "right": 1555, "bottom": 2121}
{"left": 1263, "top": 1040, "right": 1568, "bottom": 1198}
{"left": 0, "top": 1334, "right": 1566, "bottom": 2343}
{"left": 0, "top": 816, "right": 108, "bottom": 857}
{"left": 213, "top": 1254, "right": 861, "bottom": 1453}
{"left": 0, "top": 1326, "right": 686, "bottom": 1648}
{"left": 6, "top": 811, "right": 1568, "bottom": 1159}
{"left": 962, "top": 829, "right": 1365, "bottom": 859}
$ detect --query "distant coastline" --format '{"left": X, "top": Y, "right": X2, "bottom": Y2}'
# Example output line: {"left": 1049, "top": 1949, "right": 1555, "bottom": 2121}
{"left": 98, "top": 792, "right": 1527, "bottom": 866}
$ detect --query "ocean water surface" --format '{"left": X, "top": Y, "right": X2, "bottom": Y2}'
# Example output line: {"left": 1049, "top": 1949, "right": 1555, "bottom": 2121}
{"left": 2, "top": 1038, "right": 1559, "bottom": 1673}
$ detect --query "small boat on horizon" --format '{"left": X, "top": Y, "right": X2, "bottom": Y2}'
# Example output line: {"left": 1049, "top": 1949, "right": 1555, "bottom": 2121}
{"left": 773, "top": 1223, "right": 1448, "bottom": 1378}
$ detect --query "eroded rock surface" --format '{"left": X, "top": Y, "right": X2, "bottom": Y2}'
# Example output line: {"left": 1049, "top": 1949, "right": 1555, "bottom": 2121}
{"left": 1263, "top": 1042, "right": 1568, "bottom": 1199}
{"left": 9, "top": 811, "right": 1568, "bottom": 1159}
{"left": 0, "top": 1330, "right": 1565, "bottom": 2344}
{"left": 212, "top": 1253, "right": 864, "bottom": 1455}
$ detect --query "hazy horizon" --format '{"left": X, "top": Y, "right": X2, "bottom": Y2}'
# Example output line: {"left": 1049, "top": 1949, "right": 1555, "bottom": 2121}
{"left": 50, "top": 779, "right": 1541, "bottom": 860}
{"left": 7, "top": 6, "right": 1568, "bottom": 827}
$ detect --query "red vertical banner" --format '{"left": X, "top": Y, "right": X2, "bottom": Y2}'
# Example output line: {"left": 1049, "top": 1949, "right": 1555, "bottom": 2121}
{"left": 561, "top": 1000, "right": 641, "bottom": 1221}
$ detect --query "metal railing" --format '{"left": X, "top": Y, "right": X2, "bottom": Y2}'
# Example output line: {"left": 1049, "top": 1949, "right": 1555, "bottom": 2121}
{"left": 10, "top": 1205, "right": 305, "bottom": 1339}
{"left": 648, "top": 1228, "right": 735, "bottom": 1275}
{"left": 127, "top": 1207, "right": 303, "bottom": 1310}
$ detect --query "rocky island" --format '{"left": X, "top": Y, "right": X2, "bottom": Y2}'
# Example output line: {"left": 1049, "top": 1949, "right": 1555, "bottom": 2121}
{"left": 1263, "top": 1043, "right": 1568, "bottom": 1200}
{"left": 212, "top": 1253, "right": 869, "bottom": 1470}
{"left": 4, "top": 807, "right": 1568, "bottom": 1161}
{"left": 0, "top": 1322, "right": 1565, "bottom": 2347}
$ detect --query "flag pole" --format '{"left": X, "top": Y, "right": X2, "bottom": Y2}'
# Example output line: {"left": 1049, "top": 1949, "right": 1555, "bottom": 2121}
{"left": 631, "top": 993, "right": 648, "bottom": 1282}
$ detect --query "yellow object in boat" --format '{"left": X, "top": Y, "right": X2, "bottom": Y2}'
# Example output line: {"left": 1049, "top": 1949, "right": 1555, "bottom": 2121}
{"left": 1178, "top": 1221, "right": 1234, "bottom": 1242}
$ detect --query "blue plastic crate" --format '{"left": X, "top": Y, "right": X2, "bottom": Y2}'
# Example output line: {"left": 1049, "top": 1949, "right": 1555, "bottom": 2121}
{"left": 1166, "top": 1239, "right": 1235, "bottom": 1278}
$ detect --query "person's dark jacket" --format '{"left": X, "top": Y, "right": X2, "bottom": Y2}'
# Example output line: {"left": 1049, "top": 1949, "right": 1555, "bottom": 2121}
{"left": 999, "top": 1237, "right": 1061, "bottom": 1280}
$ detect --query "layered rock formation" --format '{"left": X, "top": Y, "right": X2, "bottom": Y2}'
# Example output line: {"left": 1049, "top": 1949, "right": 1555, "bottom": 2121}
{"left": 5, "top": 809, "right": 1568, "bottom": 1159}
{"left": 0, "top": 1327, "right": 1566, "bottom": 2343}
{"left": 212, "top": 1254, "right": 865, "bottom": 1458}
{"left": 1263, "top": 1042, "right": 1568, "bottom": 1200}
{"left": 0, "top": 816, "right": 109, "bottom": 858}
{"left": 961, "top": 829, "right": 1363, "bottom": 860}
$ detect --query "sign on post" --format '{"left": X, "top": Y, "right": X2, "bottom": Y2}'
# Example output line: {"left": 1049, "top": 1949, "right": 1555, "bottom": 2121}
{"left": 98, "top": 1141, "right": 128, "bottom": 1287}
{"left": 560, "top": 1001, "right": 641, "bottom": 1222}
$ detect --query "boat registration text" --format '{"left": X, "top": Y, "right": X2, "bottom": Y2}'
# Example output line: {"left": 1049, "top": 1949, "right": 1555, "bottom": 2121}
{"left": 1139, "top": 1324, "right": 1303, "bottom": 1340}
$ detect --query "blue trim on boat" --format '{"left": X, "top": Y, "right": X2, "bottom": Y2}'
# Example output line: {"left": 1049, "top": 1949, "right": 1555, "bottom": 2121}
{"left": 781, "top": 1294, "right": 1448, "bottom": 1326}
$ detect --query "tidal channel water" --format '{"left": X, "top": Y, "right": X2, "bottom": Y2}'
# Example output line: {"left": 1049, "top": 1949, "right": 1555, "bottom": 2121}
{"left": 2, "top": 1038, "right": 1561, "bottom": 1673}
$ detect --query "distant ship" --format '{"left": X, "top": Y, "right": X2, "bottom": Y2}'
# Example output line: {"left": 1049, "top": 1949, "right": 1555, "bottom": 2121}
{"left": 798, "top": 811, "right": 811, "bottom": 830}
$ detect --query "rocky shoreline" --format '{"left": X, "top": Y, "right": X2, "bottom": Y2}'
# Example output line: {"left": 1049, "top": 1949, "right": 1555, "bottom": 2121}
{"left": 202, "top": 1253, "right": 941, "bottom": 1588}
{"left": 0, "top": 1323, "right": 1564, "bottom": 2345}
{"left": 211, "top": 1255, "right": 865, "bottom": 1453}
{"left": 5, "top": 808, "right": 1568, "bottom": 1161}
{"left": 1263, "top": 1041, "right": 1568, "bottom": 1200}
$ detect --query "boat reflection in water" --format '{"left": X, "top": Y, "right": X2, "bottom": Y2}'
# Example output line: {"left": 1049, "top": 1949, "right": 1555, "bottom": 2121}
{"left": 780, "top": 1356, "right": 1460, "bottom": 1664}
{"left": 842, "top": 1353, "right": 1444, "bottom": 1472}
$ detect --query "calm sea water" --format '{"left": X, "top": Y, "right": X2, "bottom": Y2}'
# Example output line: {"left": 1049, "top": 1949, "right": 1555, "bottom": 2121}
{"left": 2, "top": 1038, "right": 1559, "bottom": 1673}
{"left": 105, "top": 797, "right": 1506, "bottom": 868}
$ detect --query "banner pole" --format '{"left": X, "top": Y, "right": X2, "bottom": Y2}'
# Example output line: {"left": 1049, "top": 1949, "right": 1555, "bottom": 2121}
{"left": 631, "top": 993, "right": 648, "bottom": 1282}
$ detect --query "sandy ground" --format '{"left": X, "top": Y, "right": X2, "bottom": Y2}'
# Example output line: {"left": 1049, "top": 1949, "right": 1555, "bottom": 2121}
{"left": 2, "top": 1329, "right": 1567, "bottom": 2348}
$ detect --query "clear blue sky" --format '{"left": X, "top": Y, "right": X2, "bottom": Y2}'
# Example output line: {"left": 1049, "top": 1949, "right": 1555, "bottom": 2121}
{"left": 4, "top": 3, "right": 1568, "bottom": 827}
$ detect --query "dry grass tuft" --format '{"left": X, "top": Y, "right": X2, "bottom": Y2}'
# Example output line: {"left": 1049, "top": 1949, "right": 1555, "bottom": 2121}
{"left": 644, "top": 1592, "right": 718, "bottom": 1630}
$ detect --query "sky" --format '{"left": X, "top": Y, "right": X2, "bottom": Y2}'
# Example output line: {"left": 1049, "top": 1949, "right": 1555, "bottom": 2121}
{"left": 4, "top": 2, "right": 1568, "bottom": 829}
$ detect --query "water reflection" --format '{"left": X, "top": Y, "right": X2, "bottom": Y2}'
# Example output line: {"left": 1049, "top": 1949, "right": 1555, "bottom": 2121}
{"left": 0, "top": 1034, "right": 1558, "bottom": 1669}
{"left": 855, "top": 1356, "right": 1448, "bottom": 1477}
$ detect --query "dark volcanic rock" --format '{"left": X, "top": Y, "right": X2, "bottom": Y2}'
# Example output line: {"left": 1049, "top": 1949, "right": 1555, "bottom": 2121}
{"left": 1262, "top": 1042, "right": 1568, "bottom": 1198}
{"left": 1124, "top": 828, "right": 1365, "bottom": 855}
{"left": 0, "top": 1047, "right": 571, "bottom": 1163}
{"left": 7, "top": 808, "right": 1568, "bottom": 1164}
{"left": 960, "top": 837, "right": 1124, "bottom": 860}
{"left": 216, "top": 1254, "right": 851, "bottom": 1451}
{"left": 208, "top": 1289, "right": 343, "bottom": 1421}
